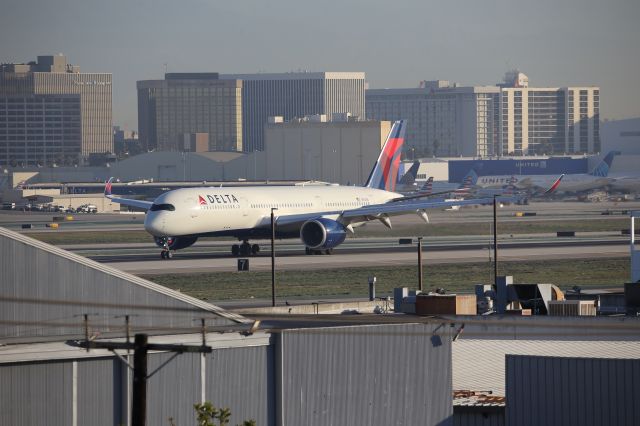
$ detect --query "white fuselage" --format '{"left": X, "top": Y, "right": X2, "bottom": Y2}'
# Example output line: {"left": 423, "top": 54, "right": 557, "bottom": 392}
{"left": 609, "top": 174, "right": 640, "bottom": 193}
{"left": 144, "top": 185, "right": 399, "bottom": 238}
{"left": 476, "top": 174, "right": 610, "bottom": 193}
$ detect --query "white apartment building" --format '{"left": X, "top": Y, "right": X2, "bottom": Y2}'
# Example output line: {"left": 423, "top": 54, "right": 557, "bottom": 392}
{"left": 366, "top": 82, "right": 501, "bottom": 158}
{"left": 499, "top": 87, "right": 600, "bottom": 155}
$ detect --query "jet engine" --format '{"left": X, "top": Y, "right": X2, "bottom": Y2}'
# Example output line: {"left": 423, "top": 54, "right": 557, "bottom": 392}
{"left": 153, "top": 236, "right": 198, "bottom": 250}
{"left": 300, "top": 218, "right": 347, "bottom": 249}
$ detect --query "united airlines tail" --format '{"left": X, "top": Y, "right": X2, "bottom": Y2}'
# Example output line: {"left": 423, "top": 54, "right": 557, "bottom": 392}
{"left": 589, "top": 151, "right": 621, "bottom": 177}
{"left": 365, "top": 120, "right": 407, "bottom": 191}
{"left": 398, "top": 160, "right": 421, "bottom": 186}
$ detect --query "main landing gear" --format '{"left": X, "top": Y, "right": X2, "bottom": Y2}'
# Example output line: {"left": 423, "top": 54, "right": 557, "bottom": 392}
{"left": 231, "top": 240, "right": 260, "bottom": 256}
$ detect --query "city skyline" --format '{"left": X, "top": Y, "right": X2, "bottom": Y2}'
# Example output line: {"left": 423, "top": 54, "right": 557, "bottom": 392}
{"left": 1, "top": 0, "right": 638, "bottom": 130}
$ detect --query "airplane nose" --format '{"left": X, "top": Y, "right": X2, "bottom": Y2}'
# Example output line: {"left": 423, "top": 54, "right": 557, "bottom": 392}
{"left": 144, "top": 212, "right": 165, "bottom": 236}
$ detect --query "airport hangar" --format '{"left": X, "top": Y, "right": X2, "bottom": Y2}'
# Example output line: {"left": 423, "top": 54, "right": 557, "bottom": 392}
{"left": 2, "top": 227, "right": 640, "bottom": 425}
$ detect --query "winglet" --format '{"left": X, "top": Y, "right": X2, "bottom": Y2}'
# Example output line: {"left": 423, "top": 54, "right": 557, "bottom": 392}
{"left": 365, "top": 120, "right": 407, "bottom": 191}
{"left": 544, "top": 174, "right": 564, "bottom": 194}
{"left": 104, "top": 177, "right": 114, "bottom": 198}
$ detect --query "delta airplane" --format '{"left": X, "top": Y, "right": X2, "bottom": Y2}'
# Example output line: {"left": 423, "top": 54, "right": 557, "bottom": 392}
{"left": 105, "top": 121, "right": 513, "bottom": 259}
{"left": 474, "top": 151, "right": 619, "bottom": 194}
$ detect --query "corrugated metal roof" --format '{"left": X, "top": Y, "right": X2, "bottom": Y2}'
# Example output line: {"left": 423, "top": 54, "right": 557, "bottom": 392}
{"left": 453, "top": 339, "right": 640, "bottom": 396}
{"left": 0, "top": 226, "right": 246, "bottom": 323}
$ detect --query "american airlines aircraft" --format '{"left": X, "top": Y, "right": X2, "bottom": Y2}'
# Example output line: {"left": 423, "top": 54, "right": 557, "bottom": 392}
{"left": 105, "top": 121, "right": 511, "bottom": 259}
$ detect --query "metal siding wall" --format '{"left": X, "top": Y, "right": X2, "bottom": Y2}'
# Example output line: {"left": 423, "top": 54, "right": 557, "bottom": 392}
{"left": 77, "top": 358, "right": 123, "bottom": 426}
{"left": 506, "top": 355, "right": 640, "bottom": 426}
{"left": 0, "top": 361, "right": 73, "bottom": 426}
{"left": 280, "top": 323, "right": 453, "bottom": 426}
{"left": 205, "top": 345, "right": 275, "bottom": 426}
{"left": 146, "top": 352, "right": 202, "bottom": 425}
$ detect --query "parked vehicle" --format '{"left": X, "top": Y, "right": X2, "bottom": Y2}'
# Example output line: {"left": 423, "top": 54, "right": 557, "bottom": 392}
{"left": 77, "top": 204, "right": 98, "bottom": 213}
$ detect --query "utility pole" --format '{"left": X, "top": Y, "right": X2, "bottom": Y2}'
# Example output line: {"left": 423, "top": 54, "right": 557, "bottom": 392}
{"left": 132, "top": 334, "right": 148, "bottom": 426}
{"left": 69, "top": 332, "right": 212, "bottom": 426}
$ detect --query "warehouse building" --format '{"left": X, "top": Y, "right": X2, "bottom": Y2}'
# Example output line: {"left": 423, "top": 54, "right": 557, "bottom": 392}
{"left": 0, "top": 227, "right": 454, "bottom": 426}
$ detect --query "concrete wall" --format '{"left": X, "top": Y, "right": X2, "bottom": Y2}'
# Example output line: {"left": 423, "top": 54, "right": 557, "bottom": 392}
{"left": 265, "top": 120, "right": 391, "bottom": 185}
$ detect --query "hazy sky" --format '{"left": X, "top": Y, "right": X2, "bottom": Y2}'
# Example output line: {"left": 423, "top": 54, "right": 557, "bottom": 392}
{"left": 1, "top": 0, "right": 639, "bottom": 130}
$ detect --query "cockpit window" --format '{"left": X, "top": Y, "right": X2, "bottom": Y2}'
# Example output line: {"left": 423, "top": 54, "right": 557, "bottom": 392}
{"left": 150, "top": 203, "right": 175, "bottom": 212}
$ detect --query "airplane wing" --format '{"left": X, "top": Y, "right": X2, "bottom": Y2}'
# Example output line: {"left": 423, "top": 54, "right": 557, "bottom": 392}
{"left": 104, "top": 177, "right": 153, "bottom": 211}
{"left": 276, "top": 196, "right": 515, "bottom": 229}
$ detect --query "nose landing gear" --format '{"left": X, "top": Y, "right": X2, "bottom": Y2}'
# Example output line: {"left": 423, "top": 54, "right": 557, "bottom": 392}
{"left": 159, "top": 238, "right": 173, "bottom": 260}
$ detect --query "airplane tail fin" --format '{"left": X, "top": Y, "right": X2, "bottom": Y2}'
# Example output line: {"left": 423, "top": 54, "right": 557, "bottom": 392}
{"left": 104, "top": 177, "right": 114, "bottom": 198}
{"left": 365, "top": 120, "right": 407, "bottom": 191}
{"left": 398, "top": 160, "right": 420, "bottom": 186}
{"left": 543, "top": 174, "right": 564, "bottom": 195}
{"left": 454, "top": 169, "right": 478, "bottom": 194}
{"left": 590, "top": 151, "right": 621, "bottom": 177}
{"left": 420, "top": 177, "right": 434, "bottom": 195}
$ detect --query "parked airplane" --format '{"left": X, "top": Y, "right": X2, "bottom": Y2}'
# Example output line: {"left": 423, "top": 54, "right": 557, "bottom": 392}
{"left": 609, "top": 175, "right": 640, "bottom": 194}
{"left": 105, "top": 121, "right": 513, "bottom": 259}
{"left": 474, "top": 151, "right": 619, "bottom": 193}
{"left": 395, "top": 161, "right": 421, "bottom": 193}
{"left": 419, "top": 171, "right": 564, "bottom": 206}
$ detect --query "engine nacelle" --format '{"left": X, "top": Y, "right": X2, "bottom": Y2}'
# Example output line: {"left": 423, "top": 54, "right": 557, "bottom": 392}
{"left": 300, "top": 218, "right": 347, "bottom": 250}
{"left": 154, "top": 236, "right": 198, "bottom": 250}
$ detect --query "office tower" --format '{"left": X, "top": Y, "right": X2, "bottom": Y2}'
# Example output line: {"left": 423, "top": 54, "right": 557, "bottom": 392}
{"left": 220, "top": 72, "right": 366, "bottom": 152}
{"left": 137, "top": 73, "right": 242, "bottom": 152}
{"left": 367, "top": 81, "right": 501, "bottom": 157}
{"left": 0, "top": 55, "right": 112, "bottom": 165}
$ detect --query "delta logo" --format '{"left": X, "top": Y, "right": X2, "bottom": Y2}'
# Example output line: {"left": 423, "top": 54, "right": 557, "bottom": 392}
{"left": 198, "top": 194, "right": 240, "bottom": 205}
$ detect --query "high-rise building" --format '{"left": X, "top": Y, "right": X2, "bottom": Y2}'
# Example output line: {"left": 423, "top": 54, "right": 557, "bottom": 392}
{"left": 0, "top": 55, "right": 112, "bottom": 166}
{"left": 137, "top": 73, "right": 242, "bottom": 152}
{"left": 499, "top": 86, "right": 600, "bottom": 155}
{"left": 366, "top": 82, "right": 501, "bottom": 157}
{"left": 220, "top": 72, "right": 366, "bottom": 152}
{"left": 368, "top": 74, "right": 601, "bottom": 157}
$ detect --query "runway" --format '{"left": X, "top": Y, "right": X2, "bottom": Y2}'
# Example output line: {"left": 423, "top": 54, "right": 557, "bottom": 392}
{"left": 101, "top": 239, "right": 628, "bottom": 275}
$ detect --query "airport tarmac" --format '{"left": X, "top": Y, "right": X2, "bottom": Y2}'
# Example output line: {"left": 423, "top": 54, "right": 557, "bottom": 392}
{"left": 107, "top": 243, "right": 627, "bottom": 275}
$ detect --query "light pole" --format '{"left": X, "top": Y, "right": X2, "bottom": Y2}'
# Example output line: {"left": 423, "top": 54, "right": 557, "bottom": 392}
{"left": 270, "top": 207, "right": 278, "bottom": 307}
{"left": 417, "top": 237, "right": 423, "bottom": 292}
{"left": 493, "top": 195, "right": 498, "bottom": 289}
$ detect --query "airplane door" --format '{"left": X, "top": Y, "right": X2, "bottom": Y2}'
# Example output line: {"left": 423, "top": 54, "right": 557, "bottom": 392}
{"left": 240, "top": 196, "right": 249, "bottom": 217}
{"left": 185, "top": 197, "right": 199, "bottom": 218}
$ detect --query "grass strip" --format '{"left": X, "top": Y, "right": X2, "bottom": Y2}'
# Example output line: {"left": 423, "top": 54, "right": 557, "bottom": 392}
{"left": 143, "top": 257, "right": 629, "bottom": 301}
